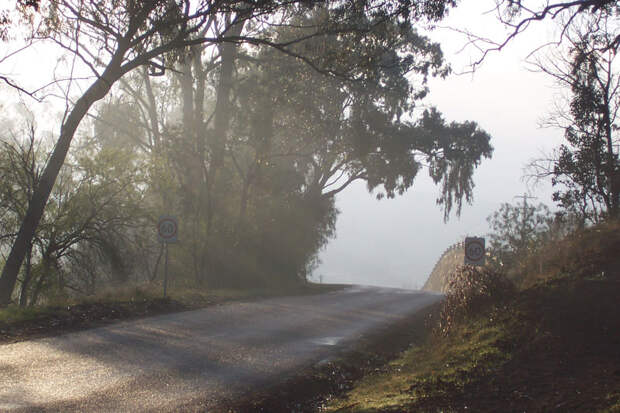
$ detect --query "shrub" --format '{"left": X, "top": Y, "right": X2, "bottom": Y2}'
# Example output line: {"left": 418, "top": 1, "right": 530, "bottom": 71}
{"left": 438, "top": 266, "right": 515, "bottom": 335}
{"left": 518, "top": 219, "right": 620, "bottom": 288}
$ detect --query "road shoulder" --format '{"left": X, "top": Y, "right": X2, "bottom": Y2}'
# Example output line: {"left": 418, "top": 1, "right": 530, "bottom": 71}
{"left": 0, "top": 283, "right": 346, "bottom": 345}
{"left": 218, "top": 300, "right": 441, "bottom": 413}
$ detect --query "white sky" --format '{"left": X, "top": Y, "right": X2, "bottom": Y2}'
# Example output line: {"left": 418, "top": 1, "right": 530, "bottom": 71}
{"left": 314, "top": 1, "right": 568, "bottom": 289}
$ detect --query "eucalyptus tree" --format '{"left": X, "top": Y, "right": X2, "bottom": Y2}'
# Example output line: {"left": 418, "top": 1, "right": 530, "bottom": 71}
{"left": 231, "top": 13, "right": 493, "bottom": 219}
{"left": 84, "top": 3, "right": 492, "bottom": 287}
{"left": 527, "top": 16, "right": 620, "bottom": 223}
{"left": 218, "top": 11, "right": 493, "bottom": 284}
{"left": 0, "top": 125, "right": 148, "bottom": 305}
{"left": 0, "top": 0, "right": 459, "bottom": 305}
{"left": 43, "top": 1, "right": 468, "bottom": 288}
{"left": 0, "top": 0, "right": 226, "bottom": 304}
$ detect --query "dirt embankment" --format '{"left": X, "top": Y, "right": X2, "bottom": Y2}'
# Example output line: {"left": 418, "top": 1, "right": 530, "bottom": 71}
{"left": 322, "top": 221, "right": 620, "bottom": 412}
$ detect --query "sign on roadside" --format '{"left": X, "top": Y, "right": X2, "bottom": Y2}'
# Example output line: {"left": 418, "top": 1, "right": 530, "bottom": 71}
{"left": 464, "top": 237, "right": 485, "bottom": 266}
{"left": 158, "top": 215, "right": 178, "bottom": 243}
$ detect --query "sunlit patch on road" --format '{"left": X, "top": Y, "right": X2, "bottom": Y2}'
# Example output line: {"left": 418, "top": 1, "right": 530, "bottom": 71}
{"left": 311, "top": 336, "right": 343, "bottom": 346}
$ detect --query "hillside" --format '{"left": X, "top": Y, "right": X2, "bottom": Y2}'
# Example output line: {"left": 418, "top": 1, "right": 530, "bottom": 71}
{"left": 325, "top": 221, "right": 620, "bottom": 412}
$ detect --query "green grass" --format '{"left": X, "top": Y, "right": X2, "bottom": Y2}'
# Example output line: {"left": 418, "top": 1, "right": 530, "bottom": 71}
{"left": 0, "top": 305, "right": 59, "bottom": 325}
{"left": 325, "top": 315, "right": 513, "bottom": 412}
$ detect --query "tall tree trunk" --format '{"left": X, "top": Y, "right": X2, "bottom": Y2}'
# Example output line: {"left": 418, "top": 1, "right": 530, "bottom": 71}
{"left": 0, "top": 52, "right": 126, "bottom": 306}
{"left": 192, "top": 44, "right": 210, "bottom": 285}
{"left": 234, "top": 97, "right": 274, "bottom": 236}
{"left": 204, "top": 17, "right": 246, "bottom": 286}
{"left": 235, "top": 174, "right": 253, "bottom": 237}
{"left": 603, "top": 97, "right": 619, "bottom": 218}
{"left": 178, "top": 52, "right": 205, "bottom": 285}
{"left": 142, "top": 68, "right": 162, "bottom": 149}
{"left": 211, "top": 19, "right": 245, "bottom": 177}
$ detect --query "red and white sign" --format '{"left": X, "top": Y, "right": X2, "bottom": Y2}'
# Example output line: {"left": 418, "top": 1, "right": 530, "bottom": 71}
{"left": 464, "top": 237, "right": 485, "bottom": 266}
{"left": 158, "top": 216, "right": 178, "bottom": 243}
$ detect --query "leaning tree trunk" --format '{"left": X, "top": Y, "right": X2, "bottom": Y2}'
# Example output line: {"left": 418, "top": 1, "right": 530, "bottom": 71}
{"left": 18, "top": 241, "right": 33, "bottom": 307}
{"left": 0, "top": 54, "right": 126, "bottom": 306}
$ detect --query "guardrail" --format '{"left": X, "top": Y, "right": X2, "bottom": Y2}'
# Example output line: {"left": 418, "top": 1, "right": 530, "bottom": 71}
{"left": 423, "top": 241, "right": 464, "bottom": 291}
{"left": 429, "top": 241, "right": 464, "bottom": 274}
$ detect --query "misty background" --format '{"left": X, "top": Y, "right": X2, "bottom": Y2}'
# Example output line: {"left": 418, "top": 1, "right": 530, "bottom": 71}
{"left": 2, "top": 0, "right": 595, "bottom": 308}
{"left": 315, "top": 1, "right": 565, "bottom": 288}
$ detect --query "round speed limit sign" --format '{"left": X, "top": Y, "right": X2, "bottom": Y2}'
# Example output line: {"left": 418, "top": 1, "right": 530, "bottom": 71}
{"left": 464, "top": 237, "right": 485, "bottom": 266}
{"left": 158, "top": 216, "right": 178, "bottom": 243}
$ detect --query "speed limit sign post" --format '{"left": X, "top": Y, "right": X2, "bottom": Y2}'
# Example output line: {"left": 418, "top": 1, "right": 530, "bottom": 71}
{"left": 464, "top": 237, "right": 485, "bottom": 266}
{"left": 158, "top": 216, "right": 178, "bottom": 243}
{"left": 157, "top": 216, "right": 178, "bottom": 298}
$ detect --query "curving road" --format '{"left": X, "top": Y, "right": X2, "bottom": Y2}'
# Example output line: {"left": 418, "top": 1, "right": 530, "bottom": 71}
{"left": 0, "top": 286, "right": 441, "bottom": 412}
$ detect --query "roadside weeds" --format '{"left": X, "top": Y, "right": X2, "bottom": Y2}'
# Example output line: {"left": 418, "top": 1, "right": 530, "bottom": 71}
{"left": 323, "top": 276, "right": 620, "bottom": 413}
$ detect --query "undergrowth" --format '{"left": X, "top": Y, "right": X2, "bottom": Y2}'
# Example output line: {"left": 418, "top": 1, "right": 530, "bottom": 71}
{"left": 437, "top": 265, "right": 515, "bottom": 335}
{"left": 517, "top": 219, "right": 620, "bottom": 288}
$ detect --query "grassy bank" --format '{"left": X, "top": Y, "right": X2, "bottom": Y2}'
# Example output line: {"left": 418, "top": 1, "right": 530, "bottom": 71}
{"left": 325, "top": 222, "right": 620, "bottom": 413}
{"left": 0, "top": 282, "right": 345, "bottom": 344}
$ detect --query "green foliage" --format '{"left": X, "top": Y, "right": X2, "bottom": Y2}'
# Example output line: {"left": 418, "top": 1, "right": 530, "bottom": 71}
{"left": 418, "top": 108, "right": 493, "bottom": 219}
{"left": 0, "top": 304, "right": 54, "bottom": 325}
{"left": 325, "top": 311, "right": 513, "bottom": 412}
{"left": 486, "top": 201, "right": 555, "bottom": 271}
{"left": 0, "top": 124, "right": 152, "bottom": 305}
{"left": 1, "top": 0, "right": 491, "bottom": 301}
{"left": 542, "top": 23, "right": 620, "bottom": 222}
{"left": 484, "top": 200, "right": 592, "bottom": 287}
{"left": 518, "top": 219, "right": 620, "bottom": 287}
{"left": 329, "top": 256, "right": 620, "bottom": 412}
{"left": 329, "top": 217, "right": 620, "bottom": 413}
{"left": 234, "top": 14, "right": 492, "bottom": 216}
{"left": 93, "top": 4, "right": 492, "bottom": 290}
{"left": 485, "top": 200, "right": 619, "bottom": 288}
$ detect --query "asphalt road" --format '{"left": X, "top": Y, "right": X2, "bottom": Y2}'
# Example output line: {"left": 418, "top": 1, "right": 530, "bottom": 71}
{"left": 0, "top": 286, "right": 441, "bottom": 412}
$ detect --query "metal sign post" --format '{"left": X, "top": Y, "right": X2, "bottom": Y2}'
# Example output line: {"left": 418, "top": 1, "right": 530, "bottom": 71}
{"left": 163, "top": 243, "right": 169, "bottom": 298}
{"left": 464, "top": 237, "right": 485, "bottom": 266}
{"left": 158, "top": 216, "right": 178, "bottom": 298}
